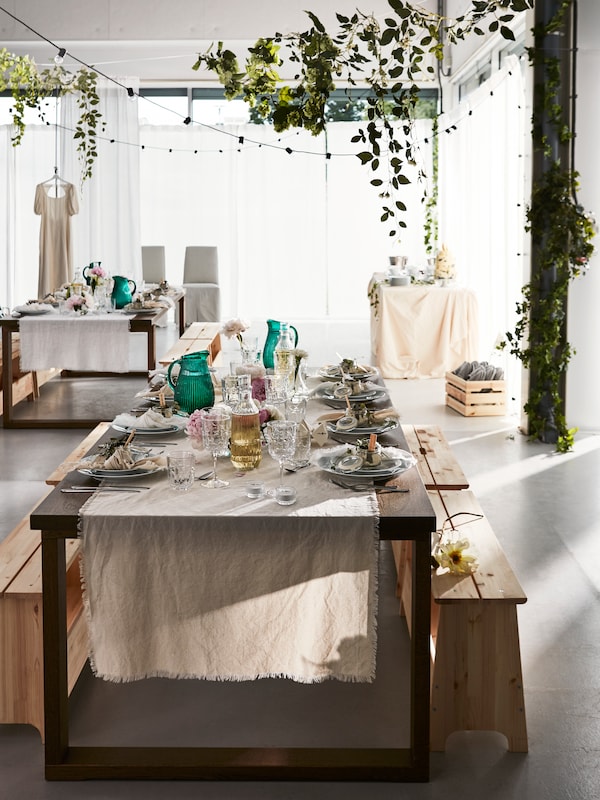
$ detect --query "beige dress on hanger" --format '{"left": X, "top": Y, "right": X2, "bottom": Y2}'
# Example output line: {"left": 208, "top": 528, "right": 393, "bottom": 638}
{"left": 34, "top": 181, "right": 79, "bottom": 297}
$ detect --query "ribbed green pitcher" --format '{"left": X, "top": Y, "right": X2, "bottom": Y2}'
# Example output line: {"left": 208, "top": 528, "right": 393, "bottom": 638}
{"left": 167, "top": 351, "right": 214, "bottom": 413}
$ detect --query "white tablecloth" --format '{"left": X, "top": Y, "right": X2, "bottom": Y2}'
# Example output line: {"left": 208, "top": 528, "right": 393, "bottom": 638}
{"left": 19, "top": 313, "right": 130, "bottom": 373}
{"left": 79, "top": 450, "right": 379, "bottom": 685}
{"left": 369, "top": 280, "right": 479, "bottom": 378}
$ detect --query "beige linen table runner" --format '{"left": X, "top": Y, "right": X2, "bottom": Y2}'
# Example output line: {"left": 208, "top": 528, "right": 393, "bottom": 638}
{"left": 79, "top": 454, "right": 379, "bottom": 684}
{"left": 20, "top": 313, "right": 130, "bottom": 372}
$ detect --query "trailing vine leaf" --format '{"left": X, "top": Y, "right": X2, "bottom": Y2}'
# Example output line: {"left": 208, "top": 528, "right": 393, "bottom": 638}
{"left": 0, "top": 48, "right": 104, "bottom": 183}
{"left": 499, "top": 0, "right": 596, "bottom": 451}
{"left": 192, "top": 1, "right": 533, "bottom": 239}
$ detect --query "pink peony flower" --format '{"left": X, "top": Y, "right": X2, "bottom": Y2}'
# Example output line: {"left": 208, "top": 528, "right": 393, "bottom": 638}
{"left": 186, "top": 409, "right": 204, "bottom": 441}
{"left": 251, "top": 377, "right": 266, "bottom": 402}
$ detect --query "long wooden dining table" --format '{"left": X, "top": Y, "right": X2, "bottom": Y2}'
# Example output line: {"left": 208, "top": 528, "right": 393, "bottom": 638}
{"left": 31, "top": 415, "right": 436, "bottom": 783}
{"left": 0, "top": 292, "right": 185, "bottom": 429}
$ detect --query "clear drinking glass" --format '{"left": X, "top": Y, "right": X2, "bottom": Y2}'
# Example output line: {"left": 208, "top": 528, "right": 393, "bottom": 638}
{"left": 167, "top": 451, "right": 195, "bottom": 492}
{"left": 264, "top": 374, "right": 291, "bottom": 413}
{"left": 265, "top": 419, "right": 298, "bottom": 505}
{"left": 200, "top": 408, "right": 231, "bottom": 488}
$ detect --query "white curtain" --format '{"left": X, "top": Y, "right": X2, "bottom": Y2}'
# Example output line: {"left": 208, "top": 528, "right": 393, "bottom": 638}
{"left": 438, "top": 55, "right": 528, "bottom": 391}
{"left": 139, "top": 118, "right": 432, "bottom": 321}
{"left": 0, "top": 76, "right": 141, "bottom": 307}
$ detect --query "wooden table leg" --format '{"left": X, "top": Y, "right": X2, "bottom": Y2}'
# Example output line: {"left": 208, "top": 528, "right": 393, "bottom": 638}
{"left": 2, "top": 327, "right": 14, "bottom": 426}
{"left": 42, "top": 534, "right": 70, "bottom": 770}
{"left": 178, "top": 295, "right": 185, "bottom": 336}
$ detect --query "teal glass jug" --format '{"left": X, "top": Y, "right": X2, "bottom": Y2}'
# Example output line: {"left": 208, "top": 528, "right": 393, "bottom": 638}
{"left": 263, "top": 319, "right": 298, "bottom": 370}
{"left": 111, "top": 275, "right": 136, "bottom": 309}
{"left": 167, "top": 351, "right": 215, "bottom": 414}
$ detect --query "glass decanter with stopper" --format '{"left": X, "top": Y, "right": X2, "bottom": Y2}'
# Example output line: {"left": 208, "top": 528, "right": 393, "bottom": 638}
{"left": 274, "top": 321, "right": 296, "bottom": 381}
{"left": 229, "top": 388, "right": 262, "bottom": 471}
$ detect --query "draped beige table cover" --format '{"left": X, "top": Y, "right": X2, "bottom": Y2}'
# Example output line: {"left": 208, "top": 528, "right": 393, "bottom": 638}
{"left": 370, "top": 282, "right": 479, "bottom": 378}
{"left": 79, "top": 452, "right": 379, "bottom": 685}
{"left": 19, "top": 313, "right": 130, "bottom": 372}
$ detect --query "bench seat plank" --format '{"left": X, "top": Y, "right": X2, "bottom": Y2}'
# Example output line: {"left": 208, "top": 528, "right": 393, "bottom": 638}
{"left": 401, "top": 424, "right": 469, "bottom": 490}
{"left": 45, "top": 422, "right": 111, "bottom": 486}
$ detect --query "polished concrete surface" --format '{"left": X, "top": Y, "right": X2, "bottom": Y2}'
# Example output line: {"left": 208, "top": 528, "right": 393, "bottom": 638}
{"left": 1, "top": 321, "right": 599, "bottom": 798}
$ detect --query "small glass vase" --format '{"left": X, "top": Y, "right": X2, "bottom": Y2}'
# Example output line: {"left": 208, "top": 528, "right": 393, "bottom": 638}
{"left": 294, "top": 358, "right": 309, "bottom": 396}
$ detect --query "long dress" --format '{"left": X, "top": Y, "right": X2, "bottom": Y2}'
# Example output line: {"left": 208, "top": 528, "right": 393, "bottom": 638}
{"left": 34, "top": 182, "right": 79, "bottom": 297}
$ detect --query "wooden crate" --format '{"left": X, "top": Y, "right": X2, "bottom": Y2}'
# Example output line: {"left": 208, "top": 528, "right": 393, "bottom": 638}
{"left": 445, "top": 371, "right": 506, "bottom": 417}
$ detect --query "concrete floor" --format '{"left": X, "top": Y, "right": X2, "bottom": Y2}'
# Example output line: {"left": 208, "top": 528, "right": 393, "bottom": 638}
{"left": 1, "top": 321, "right": 599, "bottom": 799}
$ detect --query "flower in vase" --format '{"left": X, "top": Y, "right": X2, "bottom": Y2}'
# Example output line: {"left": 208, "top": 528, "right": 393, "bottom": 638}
{"left": 251, "top": 377, "right": 266, "bottom": 403}
{"left": 291, "top": 348, "right": 308, "bottom": 375}
{"left": 65, "top": 292, "right": 93, "bottom": 314}
{"left": 185, "top": 409, "right": 204, "bottom": 448}
{"left": 221, "top": 317, "right": 250, "bottom": 348}
{"left": 258, "top": 403, "right": 283, "bottom": 428}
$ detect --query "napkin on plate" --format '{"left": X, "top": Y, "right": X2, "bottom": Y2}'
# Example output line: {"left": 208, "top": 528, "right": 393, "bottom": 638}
{"left": 112, "top": 408, "right": 188, "bottom": 430}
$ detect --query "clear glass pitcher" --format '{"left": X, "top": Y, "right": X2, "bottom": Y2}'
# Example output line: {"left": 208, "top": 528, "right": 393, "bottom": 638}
{"left": 262, "top": 319, "right": 298, "bottom": 370}
{"left": 167, "top": 351, "right": 215, "bottom": 414}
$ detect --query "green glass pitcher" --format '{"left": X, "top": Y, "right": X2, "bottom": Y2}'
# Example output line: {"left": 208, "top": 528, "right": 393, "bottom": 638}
{"left": 262, "top": 319, "right": 298, "bottom": 370}
{"left": 111, "top": 275, "right": 136, "bottom": 309}
{"left": 167, "top": 351, "right": 215, "bottom": 414}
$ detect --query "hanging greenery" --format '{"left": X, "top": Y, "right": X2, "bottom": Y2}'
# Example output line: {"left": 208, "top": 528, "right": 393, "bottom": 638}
{"left": 193, "top": 1, "right": 534, "bottom": 238}
{"left": 0, "top": 48, "right": 104, "bottom": 182}
{"left": 498, "top": 0, "right": 596, "bottom": 452}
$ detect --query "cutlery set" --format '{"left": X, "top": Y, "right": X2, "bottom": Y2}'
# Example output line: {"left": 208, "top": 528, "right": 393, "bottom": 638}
{"left": 328, "top": 477, "right": 409, "bottom": 494}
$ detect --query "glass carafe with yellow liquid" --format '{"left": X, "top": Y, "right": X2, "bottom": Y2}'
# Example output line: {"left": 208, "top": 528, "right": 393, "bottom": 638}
{"left": 230, "top": 388, "right": 262, "bottom": 471}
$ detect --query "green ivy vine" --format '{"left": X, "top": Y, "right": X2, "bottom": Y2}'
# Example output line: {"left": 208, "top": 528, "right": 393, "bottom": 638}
{"left": 193, "top": 1, "right": 533, "bottom": 239}
{"left": 0, "top": 48, "right": 104, "bottom": 183}
{"left": 498, "top": 0, "right": 596, "bottom": 452}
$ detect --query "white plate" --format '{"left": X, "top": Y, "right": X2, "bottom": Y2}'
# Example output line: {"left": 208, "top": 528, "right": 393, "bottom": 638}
{"left": 77, "top": 455, "right": 162, "bottom": 479}
{"left": 314, "top": 385, "right": 387, "bottom": 404}
{"left": 112, "top": 423, "right": 181, "bottom": 435}
{"left": 326, "top": 418, "right": 399, "bottom": 437}
{"left": 318, "top": 365, "right": 379, "bottom": 382}
{"left": 79, "top": 466, "right": 161, "bottom": 479}
{"left": 317, "top": 446, "right": 416, "bottom": 479}
{"left": 13, "top": 304, "right": 53, "bottom": 316}
{"left": 122, "top": 306, "right": 163, "bottom": 315}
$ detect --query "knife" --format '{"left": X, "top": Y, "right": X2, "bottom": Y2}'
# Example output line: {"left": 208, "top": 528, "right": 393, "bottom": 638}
{"left": 62, "top": 486, "right": 150, "bottom": 493}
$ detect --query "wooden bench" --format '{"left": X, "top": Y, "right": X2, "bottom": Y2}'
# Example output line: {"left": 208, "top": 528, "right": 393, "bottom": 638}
{"left": 0, "top": 423, "right": 114, "bottom": 739}
{"left": 401, "top": 424, "right": 469, "bottom": 490}
{"left": 45, "top": 421, "right": 112, "bottom": 486}
{"left": 0, "top": 333, "right": 58, "bottom": 413}
{"left": 158, "top": 321, "right": 222, "bottom": 367}
{"left": 0, "top": 501, "right": 87, "bottom": 741}
{"left": 392, "top": 425, "right": 527, "bottom": 752}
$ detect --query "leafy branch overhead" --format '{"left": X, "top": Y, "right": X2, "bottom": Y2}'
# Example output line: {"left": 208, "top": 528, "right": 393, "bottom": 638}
{"left": 193, "top": 1, "right": 534, "bottom": 237}
{"left": 0, "top": 48, "right": 104, "bottom": 183}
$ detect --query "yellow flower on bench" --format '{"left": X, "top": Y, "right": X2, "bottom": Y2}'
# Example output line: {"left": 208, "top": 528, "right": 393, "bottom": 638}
{"left": 435, "top": 538, "right": 478, "bottom": 575}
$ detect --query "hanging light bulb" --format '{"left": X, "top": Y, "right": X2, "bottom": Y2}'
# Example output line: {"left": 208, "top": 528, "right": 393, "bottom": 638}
{"left": 54, "top": 47, "right": 66, "bottom": 65}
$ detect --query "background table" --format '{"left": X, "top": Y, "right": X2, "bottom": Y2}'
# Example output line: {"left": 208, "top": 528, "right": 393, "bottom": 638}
{"left": 370, "top": 281, "right": 479, "bottom": 379}
{"left": 0, "top": 301, "right": 182, "bottom": 429}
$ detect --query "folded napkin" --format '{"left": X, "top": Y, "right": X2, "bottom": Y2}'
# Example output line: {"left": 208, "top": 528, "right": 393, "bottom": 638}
{"left": 134, "top": 384, "right": 175, "bottom": 400}
{"left": 316, "top": 407, "right": 399, "bottom": 424}
{"left": 78, "top": 451, "right": 166, "bottom": 471}
{"left": 112, "top": 408, "right": 188, "bottom": 430}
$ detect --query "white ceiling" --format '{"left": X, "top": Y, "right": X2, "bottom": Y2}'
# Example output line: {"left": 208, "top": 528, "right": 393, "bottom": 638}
{"left": 1, "top": 0, "right": 441, "bottom": 83}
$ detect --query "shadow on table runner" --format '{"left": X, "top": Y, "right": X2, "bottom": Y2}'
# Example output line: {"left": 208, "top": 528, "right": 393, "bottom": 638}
{"left": 79, "top": 497, "right": 379, "bottom": 685}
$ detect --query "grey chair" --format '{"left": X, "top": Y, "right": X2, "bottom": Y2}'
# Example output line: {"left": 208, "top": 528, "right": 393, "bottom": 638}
{"left": 182, "top": 246, "right": 221, "bottom": 323}
{"left": 141, "top": 246, "right": 166, "bottom": 284}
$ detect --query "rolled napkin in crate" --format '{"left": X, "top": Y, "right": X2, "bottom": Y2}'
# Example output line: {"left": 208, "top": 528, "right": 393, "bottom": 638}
{"left": 452, "top": 361, "right": 504, "bottom": 381}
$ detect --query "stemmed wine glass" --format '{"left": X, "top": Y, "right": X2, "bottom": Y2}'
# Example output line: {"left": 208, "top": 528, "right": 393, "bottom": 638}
{"left": 265, "top": 419, "right": 298, "bottom": 505}
{"left": 200, "top": 408, "right": 231, "bottom": 488}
